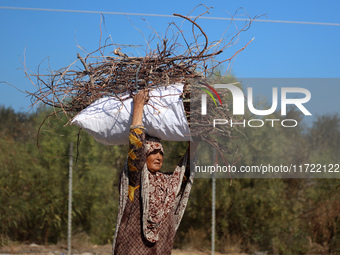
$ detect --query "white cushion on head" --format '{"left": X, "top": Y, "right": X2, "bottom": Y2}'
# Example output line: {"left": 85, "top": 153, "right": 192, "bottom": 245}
{"left": 71, "top": 84, "right": 191, "bottom": 145}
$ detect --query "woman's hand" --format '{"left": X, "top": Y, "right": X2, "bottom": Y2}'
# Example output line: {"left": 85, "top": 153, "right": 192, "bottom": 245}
{"left": 131, "top": 89, "right": 149, "bottom": 126}
{"left": 133, "top": 89, "right": 149, "bottom": 106}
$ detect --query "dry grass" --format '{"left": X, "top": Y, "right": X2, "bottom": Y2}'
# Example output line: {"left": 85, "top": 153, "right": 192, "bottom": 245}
{"left": 218, "top": 234, "right": 242, "bottom": 254}
{"left": 182, "top": 227, "right": 209, "bottom": 251}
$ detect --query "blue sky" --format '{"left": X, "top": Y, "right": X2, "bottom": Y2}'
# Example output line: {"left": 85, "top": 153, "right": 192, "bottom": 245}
{"left": 0, "top": 0, "right": 339, "bottom": 124}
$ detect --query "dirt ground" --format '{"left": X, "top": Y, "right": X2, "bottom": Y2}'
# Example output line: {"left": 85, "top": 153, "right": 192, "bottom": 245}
{"left": 0, "top": 244, "right": 249, "bottom": 255}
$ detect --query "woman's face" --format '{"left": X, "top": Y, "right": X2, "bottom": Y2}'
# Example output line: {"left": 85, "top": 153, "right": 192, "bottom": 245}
{"left": 146, "top": 149, "right": 163, "bottom": 173}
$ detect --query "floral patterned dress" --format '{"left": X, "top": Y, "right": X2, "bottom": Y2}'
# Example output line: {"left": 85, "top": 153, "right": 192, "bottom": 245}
{"left": 112, "top": 125, "right": 194, "bottom": 254}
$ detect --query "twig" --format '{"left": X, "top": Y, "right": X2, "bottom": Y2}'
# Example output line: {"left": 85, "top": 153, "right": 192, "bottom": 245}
{"left": 77, "top": 53, "right": 95, "bottom": 87}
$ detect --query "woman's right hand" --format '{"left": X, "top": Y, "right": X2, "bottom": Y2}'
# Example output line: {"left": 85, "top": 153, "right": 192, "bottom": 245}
{"left": 133, "top": 89, "right": 149, "bottom": 107}
{"left": 131, "top": 89, "right": 149, "bottom": 126}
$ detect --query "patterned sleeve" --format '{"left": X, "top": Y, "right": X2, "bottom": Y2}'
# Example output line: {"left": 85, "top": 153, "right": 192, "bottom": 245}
{"left": 128, "top": 125, "right": 146, "bottom": 188}
{"left": 167, "top": 147, "right": 191, "bottom": 194}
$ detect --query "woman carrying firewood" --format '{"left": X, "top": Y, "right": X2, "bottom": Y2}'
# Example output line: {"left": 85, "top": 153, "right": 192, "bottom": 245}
{"left": 112, "top": 89, "right": 198, "bottom": 254}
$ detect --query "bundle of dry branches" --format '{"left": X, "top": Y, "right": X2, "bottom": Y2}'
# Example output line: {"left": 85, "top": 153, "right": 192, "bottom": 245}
{"left": 25, "top": 6, "right": 256, "bottom": 143}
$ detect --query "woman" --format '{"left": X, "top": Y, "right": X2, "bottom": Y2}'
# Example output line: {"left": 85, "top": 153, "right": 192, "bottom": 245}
{"left": 112, "top": 89, "right": 198, "bottom": 254}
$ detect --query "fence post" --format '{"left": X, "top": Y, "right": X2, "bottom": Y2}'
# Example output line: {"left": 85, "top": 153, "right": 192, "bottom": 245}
{"left": 68, "top": 142, "right": 73, "bottom": 255}
{"left": 212, "top": 148, "right": 216, "bottom": 255}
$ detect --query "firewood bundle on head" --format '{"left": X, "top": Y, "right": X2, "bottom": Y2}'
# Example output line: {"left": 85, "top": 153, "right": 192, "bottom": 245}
{"left": 26, "top": 7, "right": 255, "bottom": 150}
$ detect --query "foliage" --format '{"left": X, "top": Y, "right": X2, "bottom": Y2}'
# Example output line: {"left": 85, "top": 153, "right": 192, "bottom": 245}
{"left": 0, "top": 107, "right": 123, "bottom": 245}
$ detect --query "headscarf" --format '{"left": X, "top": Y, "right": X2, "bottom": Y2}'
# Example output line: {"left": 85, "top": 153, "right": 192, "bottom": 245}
{"left": 144, "top": 135, "right": 164, "bottom": 156}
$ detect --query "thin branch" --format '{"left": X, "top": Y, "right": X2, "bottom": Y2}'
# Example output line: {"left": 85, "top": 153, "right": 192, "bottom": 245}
{"left": 77, "top": 53, "right": 95, "bottom": 87}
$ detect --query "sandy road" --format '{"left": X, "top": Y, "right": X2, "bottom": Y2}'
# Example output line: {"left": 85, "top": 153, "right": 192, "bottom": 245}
{"left": 0, "top": 244, "right": 248, "bottom": 255}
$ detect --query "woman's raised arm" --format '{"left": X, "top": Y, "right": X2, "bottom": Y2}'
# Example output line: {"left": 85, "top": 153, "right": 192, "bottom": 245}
{"left": 131, "top": 89, "right": 149, "bottom": 126}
